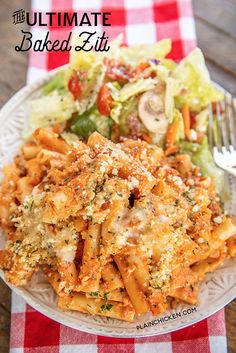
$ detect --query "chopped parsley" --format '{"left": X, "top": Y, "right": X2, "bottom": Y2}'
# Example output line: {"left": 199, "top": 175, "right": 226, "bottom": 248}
{"left": 104, "top": 292, "right": 109, "bottom": 300}
{"left": 182, "top": 191, "right": 194, "bottom": 204}
{"left": 117, "top": 192, "right": 123, "bottom": 197}
{"left": 174, "top": 199, "right": 179, "bottom": 206}
{"left": 45, "top": 185, "right": 51, "bottom": 192}
{"left": 89, "top": 291, "right": 98, "bottom": 297}
{"left": 100, "top": 303, "right": 113, "bottom": 312}
{"left": 29, "top": 200, "right": 34, "bottom": 211}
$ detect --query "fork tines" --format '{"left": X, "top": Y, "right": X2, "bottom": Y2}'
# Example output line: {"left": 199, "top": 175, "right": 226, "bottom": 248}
{"left": 208, "top": 93, "right": 236, "bottom": 152}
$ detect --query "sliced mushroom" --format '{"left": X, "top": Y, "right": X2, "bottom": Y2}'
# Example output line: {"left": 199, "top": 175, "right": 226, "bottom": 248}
{"left": 138, "top": 87, "right": 168, "bottom": 135}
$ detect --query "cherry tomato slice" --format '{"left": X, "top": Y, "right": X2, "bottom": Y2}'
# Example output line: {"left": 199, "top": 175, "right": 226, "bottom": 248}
{"left": 97, "top": 85, "right": 113, "bottom": 116}
{"left": 68, "top": 71, "right": 86, "bottom": 100}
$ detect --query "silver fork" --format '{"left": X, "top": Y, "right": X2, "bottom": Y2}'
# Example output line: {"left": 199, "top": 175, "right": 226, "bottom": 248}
{"left": 208, "top": 92, "right": 236, "bottom": 177}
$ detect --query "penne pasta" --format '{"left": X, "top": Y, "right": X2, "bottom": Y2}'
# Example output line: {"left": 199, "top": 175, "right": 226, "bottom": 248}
{"left": 167, "top": 286, "right": 197, "bottom": 305}
{"left": 44, "top": 268, "right": 67, "bottom": 297}
{"left": 22, "top": 142, "right": 41, "bottom": 160}
{"left": 191, "top": 249, "right": 227, "bottom": 281}
{"left": 101, "top": 262, "right": 124, "bottom": 292}
{"left": 86, "top": 288, "right": 130, "bottom": 304}
{"left": 212, "top": 218, "right": 236, "bottom": 241}
{"left": 79, "top": 223, "right": 102, "bottom": 292}
{"left": 58, "top": 292, "right": 135, "bottom": 322}
{"left": 128, "top": 251, "right": 150, "bottom": 293}
{"left": 16, "top": 176, "right": 34, "bottom": 200}
{"left": 57, "top": 260, "right": 78, "bottom": 290}
{"left": 115, "top": 255, "right": 150, "bottom": 315}
{"left": 227, "top": 235, "right": 236, "bottom": 257}
{"left": 0, "top": 129, "right": 236, "bottom": 322}
{"left": 34, "top": 128, "right": 72, "bottom": 155}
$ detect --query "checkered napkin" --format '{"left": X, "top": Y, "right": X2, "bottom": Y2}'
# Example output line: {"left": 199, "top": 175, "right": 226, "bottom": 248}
{"left": 10, "top": 0, "right": 227, "bottom": 352}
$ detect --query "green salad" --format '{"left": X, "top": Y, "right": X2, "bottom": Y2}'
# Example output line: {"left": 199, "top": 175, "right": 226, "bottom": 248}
{"left": 29, "top": 36, "right": 224, "bottom": 192}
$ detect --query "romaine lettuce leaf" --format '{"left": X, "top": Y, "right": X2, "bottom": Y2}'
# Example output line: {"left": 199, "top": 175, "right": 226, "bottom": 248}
{"left": 180, "top": 136, "right": 224, "bottom": 193}
{"left": 69, "top": 37, "right": 100, "bottom": 72}
{"left": 173, "top": 48, "right": 223, "bottom": 111}
{"left": 194, "top": 109, "right": 208, "bottom": 133}
{"left": 118, "top": 97, "right": 139, "bottom": 136}
{"left": 30, "top": 92, "right": 76, "bottom": 128}
{"left": 106, "top": 81, "right": 121, "bottom": 101}
{"left": 71, "top": 113, "right": 97, "bottom": 139}
{"left": 165, "top": 77, "right": 182, "bottom": 122}
{"left": 43, "top": 72, "right": 66, "bottom": 95}
{"left": 71, "top": 108, "right": 113, "bottom": 139}
{"left": 74, "top": 62, "right": 106, "bottom": 115}
{"left": 60, "top": 131, "right": 80, "bottom": 145}
{"left": 162, "top": 59, "right": 177, "bottom": 71}
{"left": 109, "top": 77, "right": 158, "bottom": 124}
{"left": 119, "top": 39, "right": 171, "bottom": 66}
{"left": 67, "top": 36, "right": 106, "bottom": 114}
{"left": 174, "top": 108, "right": 185, "bottom": 141}
{"left": 119, "top": 78, "right": 157, "bottom": 102}
{"left": 110, "top": 103, "right": 122, "bottom": 124}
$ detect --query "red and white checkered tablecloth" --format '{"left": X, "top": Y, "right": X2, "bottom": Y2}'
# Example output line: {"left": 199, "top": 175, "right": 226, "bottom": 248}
{"left": 27, "top": 0, "right": 196, "bottom": 82}
{"left": 10, "top": 0, "right": 228, "bottom": 352}
{"left": 10, "top": 292, "right": 227, "bottom": 353}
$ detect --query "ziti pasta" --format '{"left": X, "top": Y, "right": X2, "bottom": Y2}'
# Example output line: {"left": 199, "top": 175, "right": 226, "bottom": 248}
{"left": 0, "top": 128, "right": 236, "bottom": 322}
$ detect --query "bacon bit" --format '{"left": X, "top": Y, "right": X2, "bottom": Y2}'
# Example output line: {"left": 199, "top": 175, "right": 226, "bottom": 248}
{"left": 104, "top": 58, "right": 131, "bottom": 85}
{"left": 126, "top": 114, "right": 153, "bottom": 144}
{"left": 101, "top": 202, "right": 110, "bottom": 210}
{"left": 131, "top": 187, "right": 140, "bottom": 200}
{"left": 118, "top": 169, "right": 129, "bottom": 179}
{"left": 127, "top": 114, "right": 142, "bottom": 137}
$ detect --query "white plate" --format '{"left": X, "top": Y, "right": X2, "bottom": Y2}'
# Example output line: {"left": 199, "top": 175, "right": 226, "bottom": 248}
{"left": 0, "top": 68, "right": 236, "bottom": 337}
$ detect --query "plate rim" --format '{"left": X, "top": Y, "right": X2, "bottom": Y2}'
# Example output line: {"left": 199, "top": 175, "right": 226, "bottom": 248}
{"left": 1, "top": 270, "right": 235, "bottom": 338}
